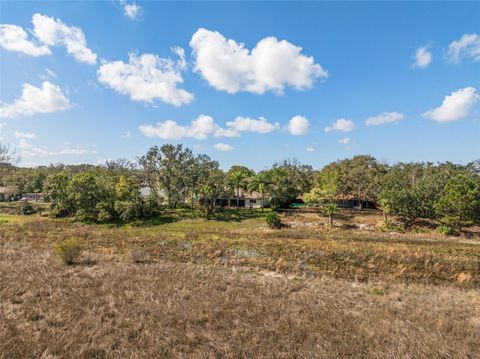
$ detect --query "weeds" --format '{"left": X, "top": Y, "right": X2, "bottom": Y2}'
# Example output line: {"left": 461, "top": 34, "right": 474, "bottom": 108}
{"left": 53, "top": 238, "right": 82, "bottom": 265}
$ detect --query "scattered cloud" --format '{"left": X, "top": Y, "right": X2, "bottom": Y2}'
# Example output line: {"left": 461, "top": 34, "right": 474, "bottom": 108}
{"left": 422, "top": 87, "right": 480, "bottom": 123}
{"left": 338, "top": 137, "right": 352, "bottom": 145}
{"left": 139, "top": 115, "right": 223, "bottom": 140}
{"left": 190, "top": 28, "right": 328, "bottom": 94}
{"left": 1, "top": 14, "right": 97, "bottom": 64}
{"left": 97, "top": 51, "right": 193, "bottom": 107}
{"left": 31, "top": 13, "right": 97, "bottom": 64}
{"left": 15, "top": 131, "right": 37, "bottom": 139}
{"left": 45, "top": 68, "right": 57, "bottom": 78}
{"left": 119, "top": 0, "right": 142, "bottom": 20}
{"left": 287, "top": 115, "right": 309, "bottom": 135}
{"left": 17, "top": 139, "right": 92, "bottom": 158}
{"left": 214, "top": 143, "right": 234, "bottom": 152}
{"left": 0, "top": 24, "right": 51, "bottom": 56}
{"left": 365, "top": 112, "right": 404, "bottom": 126}
{"left": 324, "top": 118, "right": 355, "bottom": 132}
{"left": 447, "top": 33, "right": 480, "bottom": 63}
{"left": 139, "top": 114, "right": 279, "bottom": 140}
{"left": 226, "top": 116, "right": 279, "bottom": 134}
{"left": 120, "top": 130, "right": 131, "bottom": 139}
{"left": 0, "top": 81, "right": 71, "bottom": 119}
{"left": 306, "top": 146, "right": 316, "bottom": 152}
{"left": 412, "top": 46, "right": 432, "bottom": 68}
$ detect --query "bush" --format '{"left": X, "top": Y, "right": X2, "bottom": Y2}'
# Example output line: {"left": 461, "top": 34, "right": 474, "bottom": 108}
{"left": 129, "top": 248, "right": 150, "bottom": 263}
{"left": 18, "top": 202, "right": 37, "bottom": 215}
{"left": 266, "top": 212, "right": 282, "bottom": 229}
{"left": 436, "top": 224, "right": 457, "bottom": 236}
{"left": 54, "top": 238, "right": 83, "bottom": 265}
{"left": 377, "top": 220, "right": 405, "bottom": 233}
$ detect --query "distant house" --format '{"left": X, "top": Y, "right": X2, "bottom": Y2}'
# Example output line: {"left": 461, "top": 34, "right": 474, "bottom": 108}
{"left": 213, "top": 189, "right": 269, "bottom": 209}
{"left": 0, "top": 186, "right": 20, "bottom": 202}
{"left": 140, "top": 186, "right": 269, "bottom": 209}
{"left": 336, "top": 194, "right": 376, "bottom": 210}
{"left": 20, "top": 193, "right": 44, "bottom": 202}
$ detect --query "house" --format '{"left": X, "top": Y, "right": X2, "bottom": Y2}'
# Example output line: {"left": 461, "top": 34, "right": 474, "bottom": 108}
{"left": 336, "top": 194, "right": 376, "bottom": 210}
{"left": 213, "top": 189, "right": 269, "bottom": 209}
{"left": 140, "top": 186, "right": 269, "bottom": 209}
{"left": 20, "top": 193, "right": 44, "bottom": 202}
{"left": 0, "top": 186, "right": 20, "bottom": 202}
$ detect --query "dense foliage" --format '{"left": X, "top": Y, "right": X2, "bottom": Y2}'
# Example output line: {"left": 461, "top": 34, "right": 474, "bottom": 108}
{"left": 1, "top": 140, "right": 479, "bottom": 229}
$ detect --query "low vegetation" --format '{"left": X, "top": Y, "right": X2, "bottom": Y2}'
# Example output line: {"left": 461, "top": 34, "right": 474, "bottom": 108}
{"left": 53, "top": 238, "right": 83, "bottom": 265}
{"left": 1, "top": 143, "right": 480, "bottom": 357}
{"left": 1, "top": 211, "right": 479, "bottom": 357}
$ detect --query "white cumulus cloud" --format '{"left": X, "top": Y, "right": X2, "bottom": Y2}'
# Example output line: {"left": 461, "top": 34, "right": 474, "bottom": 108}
{"left": 447, "top": 33, "right": 480, "bottom": 63}
{"left": 412, "top": 46, "right": 432, "bottom": 68}
{"left": 1, "top": 14, "right": 97, "bottom": 64}
{"left": 98, "top": 52, "right": 193, "bottom": 107}
{"left": 0, "top": 24, "right": 51, "bottom": 56}
{"left": 190, "top": 28, "right": 328, "bottom": 95}
{"left": 365, "top": 112, "right": 404, "bottom": 126}
{"left": 226, "top": 116, "right": 279, "bottom": 134}
{"left": 287, "top": 115, "right": 309, "bottom": 135}
{"left": 423, "top": 87, "right": 480, "bottom": 123}
{"left": 214, "top": 143, "right": 234, "bottom": 152}
{"left": 0, "top": 81, "right": 71, "bottom": 119}
{"left": 139, "top": 115, "right": 223, "bottom": 140}
{"left": 306, "top": 146, "right": 316, "bottom": 152}
{"left": 139, "top": 115, "right": 279, "bottom": 140}
{"left": 32, "top": 14, "right": 97, "bottom": 64}
{"left": 324, "top": 118, "right": 356, "bottom": 133}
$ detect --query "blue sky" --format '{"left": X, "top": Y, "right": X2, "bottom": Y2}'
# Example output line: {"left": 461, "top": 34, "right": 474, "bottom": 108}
{"left": 0, "top": 1, "right": 479, "bottom": 170}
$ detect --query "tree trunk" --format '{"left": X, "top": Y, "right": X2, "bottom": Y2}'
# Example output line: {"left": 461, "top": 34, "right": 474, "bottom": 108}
{"left": 383, "top": 210, "right": 388, "bottom": 222}
{"left": 329, "top": 214, "right": 333, "bottom": 227}
{"left": 236, "top": 188, "right": 240, "bottom": 208}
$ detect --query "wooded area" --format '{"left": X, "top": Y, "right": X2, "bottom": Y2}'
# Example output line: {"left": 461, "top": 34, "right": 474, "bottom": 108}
{"left": 1, "top": 143, "right": 479, "bottom": 232}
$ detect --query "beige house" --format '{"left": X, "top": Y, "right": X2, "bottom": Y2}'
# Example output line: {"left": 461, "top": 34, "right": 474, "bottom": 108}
{"left": 213, "top": 189, "right": 269, "bottom": 209}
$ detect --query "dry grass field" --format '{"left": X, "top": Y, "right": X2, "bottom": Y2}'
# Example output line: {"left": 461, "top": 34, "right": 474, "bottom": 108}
{"left": 1, "top": 210, "right": 479, "bottom": 358}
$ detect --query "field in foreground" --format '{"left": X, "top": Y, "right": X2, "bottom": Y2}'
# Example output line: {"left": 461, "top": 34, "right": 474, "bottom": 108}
{"left": 1, "top": 210, "right": 480, "bottom": 358}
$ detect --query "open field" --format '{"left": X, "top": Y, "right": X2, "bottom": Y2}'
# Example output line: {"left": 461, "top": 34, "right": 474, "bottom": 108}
{"left": 1, "top": 210, "right": 480, "bottom": 358}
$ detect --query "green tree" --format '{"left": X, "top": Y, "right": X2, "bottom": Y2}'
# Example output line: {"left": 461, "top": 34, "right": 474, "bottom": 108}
{"left": 138, "top": 144, "right": 194, "bottom": 208}
{"left": 67, "top": 171, "right": 115, "bottom": 222}
{"left": 227, "top": 166, "right": 253, "bottom": 208}
{"left": 44, "top": 172, "right": 73, "bottom": 217}
{"left": 267, "top": 159, "right": 314, "bottom": 208}
{"left": 198, "top": 168, "right": 227, "bottom": 219}
{"left": 303, "top": 170, "right": 339, "bottom": 226}
{"left": 435, "top": 174, "right": 480, "bottom": 232}
{"left": 114, "top": 175, "right": 144, "bottom": 221}
{"left": 248, "top": 171, "right": 273, "bottom": 212}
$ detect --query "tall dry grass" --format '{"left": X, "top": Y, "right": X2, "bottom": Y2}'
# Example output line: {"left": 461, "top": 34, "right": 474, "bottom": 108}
{"left": 1, "top": 249, "right": 479, "bottom": 358}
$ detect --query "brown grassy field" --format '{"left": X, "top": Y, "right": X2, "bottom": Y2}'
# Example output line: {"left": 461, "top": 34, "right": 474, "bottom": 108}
{"left": 1, "top": 210, "right": 479, "bottom": 358}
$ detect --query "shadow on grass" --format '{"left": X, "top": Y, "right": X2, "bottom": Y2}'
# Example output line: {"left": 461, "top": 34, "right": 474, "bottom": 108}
{"left": 211, "top": 209, "right": 266, "bottom": 222}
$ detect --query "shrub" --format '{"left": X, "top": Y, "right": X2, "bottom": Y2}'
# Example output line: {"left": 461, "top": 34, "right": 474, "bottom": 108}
{"left": 18, "top": 202, "right": 37, "bottom": 215}
{"left": 54, "top": 238, "right": 82, "bottom": 265}
{"left": 436, "top": 224, "right": 457, "bottom": 236}
{"left": 266, "top": 212, "right": 282, "bottom": 229}
{"left": 129, "top": 248, "right": 150, "bottom": 263}
{"left": 377, "top": 220, "right": 405, "bottom": 233}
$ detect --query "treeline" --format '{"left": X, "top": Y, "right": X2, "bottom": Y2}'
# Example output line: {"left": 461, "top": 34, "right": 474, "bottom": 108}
{"left": 1, "top": 143, "right": 479, "bottom": 230}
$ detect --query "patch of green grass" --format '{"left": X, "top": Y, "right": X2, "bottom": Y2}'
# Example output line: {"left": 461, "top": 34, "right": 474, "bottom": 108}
{"left": 367, "top": 287, "right": 385, "bottom": 296}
